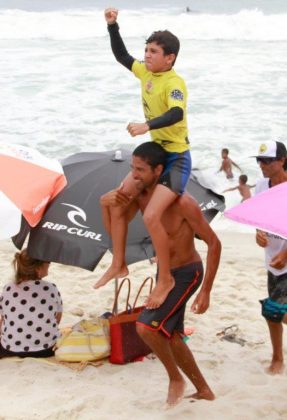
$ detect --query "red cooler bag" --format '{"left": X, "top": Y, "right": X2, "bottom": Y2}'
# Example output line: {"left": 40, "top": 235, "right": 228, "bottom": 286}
{"left": 109, "top": 277, "right": 153, "bottom": 364}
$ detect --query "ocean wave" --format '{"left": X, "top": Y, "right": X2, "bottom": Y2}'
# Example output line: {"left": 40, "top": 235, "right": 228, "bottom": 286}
{"left": 0, "top": 9, "right": 287, "bottom": 41}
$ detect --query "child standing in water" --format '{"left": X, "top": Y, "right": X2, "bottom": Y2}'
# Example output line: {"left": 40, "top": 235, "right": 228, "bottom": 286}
{"left": 223, "top": 174, "right": 255, "bottom": 202}
{"left": 94, "top": 8, "right": 191, "bottom": 309}
{"left": 218, "top": 148, "right": 242, "bottom": 179}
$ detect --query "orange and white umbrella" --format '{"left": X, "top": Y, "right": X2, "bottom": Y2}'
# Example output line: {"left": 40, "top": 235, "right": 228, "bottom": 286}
{"left": 0, "top": 143, "right": 67, "bottom": 239}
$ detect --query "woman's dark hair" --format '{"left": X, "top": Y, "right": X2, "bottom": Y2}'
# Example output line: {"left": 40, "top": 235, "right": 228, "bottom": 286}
{"left": 13, "top": 249, "right": 45, "bottom": 284}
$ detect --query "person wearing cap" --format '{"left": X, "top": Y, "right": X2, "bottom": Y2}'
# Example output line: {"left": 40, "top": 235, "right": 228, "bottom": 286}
{"left": 254, "top": 140, "right": 287, "bottom": 375}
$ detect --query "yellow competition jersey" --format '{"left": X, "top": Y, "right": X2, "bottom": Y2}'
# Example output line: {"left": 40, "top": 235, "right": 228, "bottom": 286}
{"left": 132, "top": 60, "right": 190, "bottom": 153}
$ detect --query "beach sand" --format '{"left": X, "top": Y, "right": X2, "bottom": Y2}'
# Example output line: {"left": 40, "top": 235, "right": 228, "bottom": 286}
{"left": 0, "top": 231, "right": 286, "bottom": 420}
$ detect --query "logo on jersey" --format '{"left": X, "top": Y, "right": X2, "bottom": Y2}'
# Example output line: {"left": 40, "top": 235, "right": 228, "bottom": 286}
{"left": 143, "top": 98, "right": 152, "bottom": 120}
{"left": 145, "top": 80, "right": 153, "bottom": 93}
{"left": 170, "top": 89, "right": 184, "bottom": 101}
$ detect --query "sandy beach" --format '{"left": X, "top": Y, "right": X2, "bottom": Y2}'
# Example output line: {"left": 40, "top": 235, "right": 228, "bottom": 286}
{"left": 0, "top": 231, "right": 286, "bottom": 420}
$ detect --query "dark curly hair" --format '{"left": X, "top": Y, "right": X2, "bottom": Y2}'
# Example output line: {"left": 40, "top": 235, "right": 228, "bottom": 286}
{"left": 132, "top": 141, "right": 166, "bottom": 169}
{"left": 146, "top": 30, "right": 180, "bottom": 65}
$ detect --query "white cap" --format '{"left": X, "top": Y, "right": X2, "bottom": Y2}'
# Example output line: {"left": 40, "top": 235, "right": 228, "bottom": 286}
{"left": 254, "top": 141, "right": 286, "bottom": 158}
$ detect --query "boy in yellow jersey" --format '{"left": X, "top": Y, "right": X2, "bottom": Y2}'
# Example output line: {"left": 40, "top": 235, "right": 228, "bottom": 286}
{"left": 94, "top": 8, "right": 191, "bottom": 309}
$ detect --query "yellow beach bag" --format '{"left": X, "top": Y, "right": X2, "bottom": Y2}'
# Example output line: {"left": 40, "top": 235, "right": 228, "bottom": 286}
{"left": 55, "top": 318, "right": 110, "bottom": 362}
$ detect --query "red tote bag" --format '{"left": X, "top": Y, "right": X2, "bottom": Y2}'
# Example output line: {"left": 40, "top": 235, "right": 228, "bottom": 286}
{"left": 109, "top": 277, "right": 154, "bottom": 364}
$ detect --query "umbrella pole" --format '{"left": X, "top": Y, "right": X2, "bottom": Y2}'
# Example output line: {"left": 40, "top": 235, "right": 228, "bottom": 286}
{"left": 114, "top": 278, "right": 119, "bottom": 315}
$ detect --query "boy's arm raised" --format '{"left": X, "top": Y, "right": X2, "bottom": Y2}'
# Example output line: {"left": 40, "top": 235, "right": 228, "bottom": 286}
{"left": 105, "top": 8, "right": 135, "bottom": 70}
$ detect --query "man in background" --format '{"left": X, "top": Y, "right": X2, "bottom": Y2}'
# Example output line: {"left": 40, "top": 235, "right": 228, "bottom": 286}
{"left": 254, "top": 140, "right": 287, "bottom": 374}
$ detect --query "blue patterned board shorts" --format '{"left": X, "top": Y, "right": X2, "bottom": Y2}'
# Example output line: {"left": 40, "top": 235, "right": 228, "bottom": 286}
{"left": 159, "top": 150, "right": 191, "bottom": 195}
{"left": 260, "top": 271, "right": 287, "bottom": 323}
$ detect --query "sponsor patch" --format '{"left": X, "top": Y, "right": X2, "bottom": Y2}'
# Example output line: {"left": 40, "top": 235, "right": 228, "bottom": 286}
{"left": 170, "top": 89, "right": 184, "bottom": 101}
{"left": 145, "top": 80, "right": 153, "bottom": 92}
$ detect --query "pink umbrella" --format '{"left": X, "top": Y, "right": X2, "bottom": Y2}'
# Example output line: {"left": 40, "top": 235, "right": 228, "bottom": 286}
{"left": 224, "top": 181, "right": 287, "bottom": 240}
{"left": 0, "top": 143, "right": 67, "bottom": 239}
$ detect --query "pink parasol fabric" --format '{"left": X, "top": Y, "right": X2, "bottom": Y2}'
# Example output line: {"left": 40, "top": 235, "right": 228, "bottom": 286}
{"left": 224, "top": 181, "right": 287, "bottom": 240}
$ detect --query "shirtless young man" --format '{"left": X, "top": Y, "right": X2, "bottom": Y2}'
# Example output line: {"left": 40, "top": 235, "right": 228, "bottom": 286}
{"left": 101, "top": 142, "right": 221, "bottom": 407}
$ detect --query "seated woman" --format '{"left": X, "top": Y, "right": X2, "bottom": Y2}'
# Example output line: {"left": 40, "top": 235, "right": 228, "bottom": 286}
{"left": 0, "top": 249, "right": 63, "bottom": 358}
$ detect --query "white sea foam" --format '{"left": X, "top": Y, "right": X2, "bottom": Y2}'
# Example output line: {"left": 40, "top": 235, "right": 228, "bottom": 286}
{"left": 0, "top": 5, "right": 286, "bottom": 232}
{"left": 1, "top": 9, "right": 287, "bottom": 41}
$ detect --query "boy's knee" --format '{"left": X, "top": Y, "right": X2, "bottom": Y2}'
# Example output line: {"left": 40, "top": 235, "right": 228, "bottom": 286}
{"left": 178, "top": 193, "right": 189, "bottom": 208}
{"left": 143, "top": 208, "right": 158, "bottom": 227}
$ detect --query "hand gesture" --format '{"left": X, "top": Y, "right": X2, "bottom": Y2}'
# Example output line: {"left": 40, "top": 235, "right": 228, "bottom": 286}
{"left": 127, "top": 122, "right": 149, "bottom": 137}
{"left": 104, "top": 7, "right": 118, "bottom": 24}
{"left": 190, "top": 290, "right": 210, "bottom": 314}
{"left": 100, "top": 183, "right": 132, "bottom": 207}
{"left": 270, "top": 250, "right": 287, "bottom": 270}
{"left": 256, "top": 230, "right": 268, "bottom": 248}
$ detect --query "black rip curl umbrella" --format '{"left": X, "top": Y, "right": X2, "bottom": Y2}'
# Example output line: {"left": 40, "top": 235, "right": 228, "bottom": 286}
{"left": 13, "top": 150, "right": 225, "bottom": 271}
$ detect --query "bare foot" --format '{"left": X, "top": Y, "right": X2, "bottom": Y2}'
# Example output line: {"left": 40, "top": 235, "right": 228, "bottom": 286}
{"left": 187, "top": 388, "right": 215, "bottom": 401}
{"left": 164, "top": 378, "right": 186, "bottom": 409}
{"left": 145, "top": 275, "right": 175, "bottom": 309}
{"left": 93, "top": 264, "right": 129, "bottom": 289}
{"left": 265, "top": 360, "right": 285, "bottom": 375}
